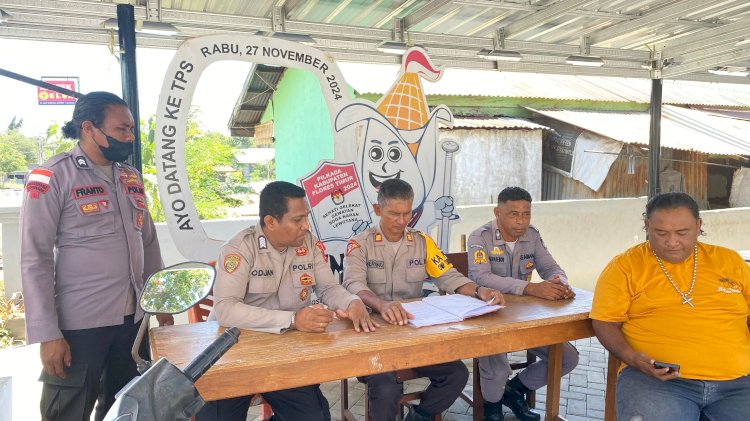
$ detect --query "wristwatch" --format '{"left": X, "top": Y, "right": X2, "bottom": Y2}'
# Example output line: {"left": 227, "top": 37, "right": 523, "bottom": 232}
{"left": 290, "top": 311, "right": 297, "bottom": 330}
{"left": 474, "top": 284, "right": 482, "bottom": 299}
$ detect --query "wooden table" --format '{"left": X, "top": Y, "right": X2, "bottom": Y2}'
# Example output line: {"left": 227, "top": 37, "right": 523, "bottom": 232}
{"left": 150, "top": 289, "right": 594, "bottom": 421}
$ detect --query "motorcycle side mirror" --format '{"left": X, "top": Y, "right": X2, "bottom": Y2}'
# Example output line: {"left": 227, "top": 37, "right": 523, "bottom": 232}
{"left": 132, "top": 261, "right": 216, "bottom": 373}
{"left": 140, "top": 262, "right": 215, "bottom": 314}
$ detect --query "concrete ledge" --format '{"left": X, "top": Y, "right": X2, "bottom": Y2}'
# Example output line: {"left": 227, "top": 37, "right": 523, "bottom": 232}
{"left": 0, "top": 376, "right": 11, "bottom": 421}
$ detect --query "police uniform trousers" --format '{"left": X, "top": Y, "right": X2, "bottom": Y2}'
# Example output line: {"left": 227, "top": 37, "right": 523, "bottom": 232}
{"left": 39, "top": 315, "right": 145, "bottom": 421}
{"left": 359, "top": 360, "right": 469, "bottom": 421}
{"left": 478, "top": 342, "right": 579, "bottom": 403}
{"left": 196, "top": 384, "right": 331, "bottom": 421}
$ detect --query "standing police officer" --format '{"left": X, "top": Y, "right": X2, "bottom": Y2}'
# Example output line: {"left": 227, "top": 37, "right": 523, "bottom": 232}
{"left": 198, "top": 181, "right": 378, "bottom": 421}
{"left": 343, "top": 179, "right": 504, "bottom": 421}
{"left": 467, "top": 187, "right": 578, "bottom": 421}
{"left": 20, "top": 91, "right": 170, "bottom": 421}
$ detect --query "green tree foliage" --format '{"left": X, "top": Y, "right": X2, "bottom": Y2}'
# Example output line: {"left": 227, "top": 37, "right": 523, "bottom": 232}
{"left": 250, "top": 158, "right": 276, "bottom": 180}
{"left": 1, "top": 128, "right": 38, "bottom": 164}
{"left": 141, "top": 113, "right": 248, "bottom": 222}
{"left": 140, "top": 267, "right": 213, "bottom": 314}
{"left": 43, "top": 123, "right": 76, "bottom": 160}
{"left": 0, "top": 142, "right": 26, "bottom": 187}
{"left": 184, "top": 131, "right": 244, "bottom": 219}
{"left": 7, "top": 116, "right": 23, "bottom": 131}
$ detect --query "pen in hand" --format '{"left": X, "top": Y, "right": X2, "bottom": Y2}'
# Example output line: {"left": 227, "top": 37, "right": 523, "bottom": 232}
{"left": 486, "top": 296, "right": 495, "bottom": 305}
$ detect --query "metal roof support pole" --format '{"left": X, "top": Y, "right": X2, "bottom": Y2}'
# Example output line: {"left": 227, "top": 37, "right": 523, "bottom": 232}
{"left": 648, "top": 50, "right": 663, "bottom": 199}
{"left": 117, "top": 3, "right": 142, "bottom": 172}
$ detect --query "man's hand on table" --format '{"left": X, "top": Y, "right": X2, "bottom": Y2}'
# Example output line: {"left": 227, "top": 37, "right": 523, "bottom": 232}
{"left": 295, "top": 304, "right": 335, "bottom": 332}
{"left": 476, "top": 286, "right": 505, "bottom": 306}
{"left": 524, "top": 275, "right": 575, "bottom": 300}
{"left": 379, "top": 300, "right": 415, "bottom": 326}
{"left": 336, "top": 300, "right": 381, "bottom": 332}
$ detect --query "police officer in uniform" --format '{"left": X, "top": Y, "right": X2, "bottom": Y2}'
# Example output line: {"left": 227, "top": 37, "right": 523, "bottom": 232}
{"left": 343, "top": 179, "right": 504, "bottom": 421}
{"left": 467, "top": 187, "right": 578, "bottom": 421}
{"left": 20, "top": 91, "right": 170, "bottom": 421}
{"left": 197, "top": 181, "right": 378, "bottom": 421}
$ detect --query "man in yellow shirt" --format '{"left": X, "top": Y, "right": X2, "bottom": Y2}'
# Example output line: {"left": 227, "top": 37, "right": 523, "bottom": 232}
{"left": 591, "top": 192, "right": 750, "bottom": 420}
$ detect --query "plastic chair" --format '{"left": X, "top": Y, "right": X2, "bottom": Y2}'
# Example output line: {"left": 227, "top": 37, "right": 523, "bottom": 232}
{"left": 188, "top": 281, "right": 274, "bottom": 421}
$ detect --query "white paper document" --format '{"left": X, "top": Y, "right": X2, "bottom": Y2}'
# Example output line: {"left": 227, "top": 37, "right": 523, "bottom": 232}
{"left": 401, "top": 294, "right": 503, "bottom": 328}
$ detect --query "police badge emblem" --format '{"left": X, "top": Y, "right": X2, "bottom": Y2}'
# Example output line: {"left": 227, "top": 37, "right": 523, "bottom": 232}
{"left": 300, "top": 287, "right": 310, "bottom": 301}
{"left": 136, "top": 210, "right": 144, "bottom": 229}
{"left": 473, "top": 249, "right": 488, "bottom": 264}
{"left": 300, "top": 273, "right": 314, "bottom": 286}
{"left": 223, "top": 254, "right": 241, "bottom": 273}
{"left": 296, "top": 246, "right": 308, "bottom": 256}
{"left": 258, "top": 235, "right": 268, "bottom": 250}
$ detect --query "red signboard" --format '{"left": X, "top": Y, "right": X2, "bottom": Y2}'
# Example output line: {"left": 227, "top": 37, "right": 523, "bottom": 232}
{"left": 37, "top": 78, "right": 79, "bottom": 105}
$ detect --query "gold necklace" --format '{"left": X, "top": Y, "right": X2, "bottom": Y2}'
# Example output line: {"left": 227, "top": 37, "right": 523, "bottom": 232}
{"left": 652, "top": 244, "right": 698, "bottom": 308}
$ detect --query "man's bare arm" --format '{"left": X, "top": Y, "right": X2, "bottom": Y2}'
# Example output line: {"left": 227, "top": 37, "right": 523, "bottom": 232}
{"left": 592, "top": 320, "right": 678, "bottom": 381}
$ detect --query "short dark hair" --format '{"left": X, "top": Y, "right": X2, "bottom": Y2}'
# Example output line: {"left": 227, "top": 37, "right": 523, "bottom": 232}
{"left": 259, "top": 181, "right": 306, "bottom": 227}
{"left": 644, "top": 192, "right": 700, "bottom": 220}
{"left": 377, "top": 179, "right": 414, "bottom": 207}
{"left": 61, "top": 91, "right": 129, "bottom": 139}
{"left": 497, "top": 187, "right": 532, "bottom": 204}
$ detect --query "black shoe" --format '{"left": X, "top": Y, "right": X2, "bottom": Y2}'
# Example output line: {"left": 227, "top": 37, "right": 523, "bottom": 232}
{"left": 500, "top": 376, "right": 540, "bottom": 421}
{"left": 483, "top": 400, "right": 504, "bottom": 421}
{"left": 403, "top": 404, "right": 431, "bottom": 421}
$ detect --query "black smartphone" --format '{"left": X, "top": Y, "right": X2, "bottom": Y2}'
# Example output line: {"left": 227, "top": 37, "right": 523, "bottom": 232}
{"left": 653, "top": 361, "right": 680, "bottom": 372}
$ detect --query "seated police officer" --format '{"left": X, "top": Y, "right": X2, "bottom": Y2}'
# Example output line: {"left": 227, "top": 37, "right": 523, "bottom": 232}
{"left": 343, "top": 179, "right": 504, "bottom": 421}
{"left": 467, "top": 187, "right": 578, "bottom": 421}
{"left": 197, "top": 181, "right": 378, "bottom": 421}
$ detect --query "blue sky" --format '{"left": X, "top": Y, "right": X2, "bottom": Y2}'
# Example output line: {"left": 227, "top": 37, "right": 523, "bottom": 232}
{"left": 0, "top": 38, "right": 252, "bottom": 137}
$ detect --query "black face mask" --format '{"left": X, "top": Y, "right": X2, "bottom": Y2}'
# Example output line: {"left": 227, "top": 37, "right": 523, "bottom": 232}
{"left": 95, "top": 126, "right": 133, "bottom": 162}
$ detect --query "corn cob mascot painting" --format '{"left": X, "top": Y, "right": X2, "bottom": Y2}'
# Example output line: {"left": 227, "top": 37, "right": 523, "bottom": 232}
{"left": 332, "top": 47, "right": 459, "bottom": 247}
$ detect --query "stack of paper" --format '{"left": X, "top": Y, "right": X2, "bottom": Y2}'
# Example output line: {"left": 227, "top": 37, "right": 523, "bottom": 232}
{"left": 401, "top": 294, "right": 503, "bottom": 327}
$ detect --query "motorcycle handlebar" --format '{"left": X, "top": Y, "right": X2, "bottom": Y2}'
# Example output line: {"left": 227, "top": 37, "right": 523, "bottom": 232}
{"left": 183, "top": 327, "right": 240, "bottom": 383}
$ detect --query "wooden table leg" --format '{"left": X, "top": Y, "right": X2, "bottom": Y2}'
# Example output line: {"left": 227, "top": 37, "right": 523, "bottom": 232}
{"left": 545, "top": 343, "right": 564, "bottom": 421}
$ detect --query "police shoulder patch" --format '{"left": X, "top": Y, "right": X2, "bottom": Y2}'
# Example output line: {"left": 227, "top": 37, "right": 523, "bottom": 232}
{"left": 26, "top": 168, "right": 54, "bottom": 199}
{"left": 345, "top": 239, "right": 360, "bottom": 256}
{"left": 314, "top": 240, "right": 328, "bottom": 263}
{"left": 223, "top": 253, "right": 241, "bottom": 273}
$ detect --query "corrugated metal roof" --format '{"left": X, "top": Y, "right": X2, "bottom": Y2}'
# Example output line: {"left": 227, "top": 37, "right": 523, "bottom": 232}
{"left": 450, "top": 117, "right": 548, "bottom": 130}
{"left": 228, "top": 64, "right": 284, "bottom": 137}
{"left": 341, "top": 62, "right": 750, "bottom": 105}
{"left": 527, "top": 106, "right": 750, "bottom": 156}
{"left": 11, "top": 1, "right": 750, "bottom": 83}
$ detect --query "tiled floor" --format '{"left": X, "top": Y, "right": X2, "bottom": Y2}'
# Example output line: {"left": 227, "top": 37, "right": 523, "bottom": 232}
{"left": 246, "top": 337, "right": 609, "bottom": 421}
